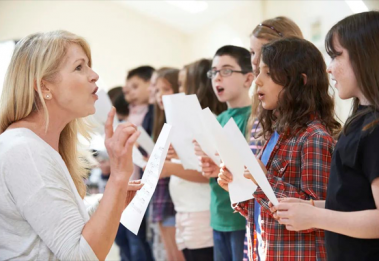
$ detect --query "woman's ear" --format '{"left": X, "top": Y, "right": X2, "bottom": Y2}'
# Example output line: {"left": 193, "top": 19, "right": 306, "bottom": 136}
{"left": 301, "top": 73, "right": 307, "bottom": 85}
{"left": 39, "top": 80, "right": 53, "bottom": 100}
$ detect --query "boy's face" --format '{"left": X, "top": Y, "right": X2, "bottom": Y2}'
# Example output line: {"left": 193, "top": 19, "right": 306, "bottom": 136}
{"left": 124, "top": 76, "right": 150, "bottom": 106}
{"left": 211, "top": 55, "right": 250, "bottom": 105}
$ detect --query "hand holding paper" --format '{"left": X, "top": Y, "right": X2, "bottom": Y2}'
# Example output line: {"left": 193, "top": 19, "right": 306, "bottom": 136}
{"left": 120, "top": 124, "right": 172, "bottom": 235}
{"left": 223, "top": 119, "right": 278, "bottom": 206}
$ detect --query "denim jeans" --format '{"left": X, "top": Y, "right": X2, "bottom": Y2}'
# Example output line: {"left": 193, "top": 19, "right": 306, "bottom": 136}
{"left": 213, "top": 229, "right": 245, "bottom": 261}
{"left": 115, "top": 214, "right": 154, "bottom": 261}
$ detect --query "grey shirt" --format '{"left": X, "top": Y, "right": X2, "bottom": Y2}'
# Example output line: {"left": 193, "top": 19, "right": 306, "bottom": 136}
{"left": 0, "top": 128, "right": 98, "bottom": 260}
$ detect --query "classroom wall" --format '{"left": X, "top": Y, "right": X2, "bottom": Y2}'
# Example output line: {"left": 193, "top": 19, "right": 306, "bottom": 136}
{"left": 0, "top": 1, "right": 190, "bottom": 90}
{"left": 188, "top": 1, "right": 263, "bottom": 62}
{"left": 0, "top": 0, "right": 357, "bottom": 122}
{"left": 261, "top": 0, "right": 354, "bottom": 122}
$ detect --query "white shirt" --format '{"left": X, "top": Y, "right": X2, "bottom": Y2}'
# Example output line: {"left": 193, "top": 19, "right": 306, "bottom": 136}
{"left": 169, "top": 176, "right": 211, "bottom": 213}
{"left": 0, "top": 128, "right": 98, "bottom": 260}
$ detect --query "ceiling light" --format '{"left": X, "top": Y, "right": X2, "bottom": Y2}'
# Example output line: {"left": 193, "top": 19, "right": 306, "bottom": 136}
{"left": 166, "top": 1, "right": 208, "bottom": 14}
{"left": 345, "top": 0, "right": 368, "bottom": 13}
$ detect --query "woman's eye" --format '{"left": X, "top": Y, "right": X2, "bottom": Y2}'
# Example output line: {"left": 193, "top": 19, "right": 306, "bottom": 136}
{"left": 75, "top": 65, "right": 82, "bottom": 71}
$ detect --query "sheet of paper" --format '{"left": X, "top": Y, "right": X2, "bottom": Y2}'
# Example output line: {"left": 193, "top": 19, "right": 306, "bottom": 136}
{"left": 136, "top": 126, "right": 155, "bottom": 155}
{"left": 201, "top": 108, "right": 256, "bottom": 203}
{"left": 92, "top": 89, "right": 119, "bottom": 135}
{"left": 132, "top": 146, "right": 147, "bottom": 169}
{"left": 223, "top": 119, "right": 278, "bottom": 206}
{"left": 163, "top": 94, "right": 200, "bottom": 171}
{"left": 184, "top": 95, "right": 221, "bottom": 165}
{"left": 121, "top": 124, "right": 172, "bottom": 235}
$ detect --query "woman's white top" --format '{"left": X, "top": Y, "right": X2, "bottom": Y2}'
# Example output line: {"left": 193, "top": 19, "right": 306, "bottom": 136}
{"left": 0, "top": 128, "right": 98, "bottom": 260}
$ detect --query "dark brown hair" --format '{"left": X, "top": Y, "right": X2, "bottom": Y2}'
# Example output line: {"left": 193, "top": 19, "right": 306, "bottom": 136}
{"left": 257, "top": 37, "right": 341, "bottom": 139}
{"left": 152, "top": 68, "right": 179, "bottom": 142}
{"left": 184, "top": 59, "right": 227, "bottom": 115}
{"left": 325, "top": 11, "right": 379, "bottom": 133}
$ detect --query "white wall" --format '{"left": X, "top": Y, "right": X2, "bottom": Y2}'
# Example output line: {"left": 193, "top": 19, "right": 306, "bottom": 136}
{"left": 0, "top": 1, "right": 190, "bottom": 90}
{"left": 262, "top": 0, "right": 354, "bottom": 122}
{"left": 188, "top": 1, "right": 263, "bottom": 62}
{"left": 0, "top": 0, "right": 357, "bottom": 122}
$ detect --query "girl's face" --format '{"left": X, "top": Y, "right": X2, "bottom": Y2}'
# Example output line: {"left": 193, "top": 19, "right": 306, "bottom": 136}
{"left": 178, "top": 69, "right": 187, "bottom": 93}
{"left": 250, "top": 36, "right": 269, "bottom": 75}
{"left": 327, "top": 36, "right": 367, "bottom": 103}
{"left": 255, "top": 60, "right": 283, "bottom": 110}
{"left": 155, "top": 78, "right": 174, "bottom": 110}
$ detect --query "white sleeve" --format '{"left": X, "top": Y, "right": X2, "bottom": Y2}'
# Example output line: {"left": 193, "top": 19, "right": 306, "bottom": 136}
{"left": 4, "top": 143, "right": 98, "bottom": 261}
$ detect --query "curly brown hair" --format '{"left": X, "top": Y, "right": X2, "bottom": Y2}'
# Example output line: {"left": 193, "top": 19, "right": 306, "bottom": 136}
{"left": 256, "top": 38, "right": 341, "bottom": 139}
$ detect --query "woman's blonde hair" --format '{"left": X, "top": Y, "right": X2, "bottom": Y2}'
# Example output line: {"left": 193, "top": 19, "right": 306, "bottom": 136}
{"left": 0, "top": 30, "right": 93, "bottom": 198}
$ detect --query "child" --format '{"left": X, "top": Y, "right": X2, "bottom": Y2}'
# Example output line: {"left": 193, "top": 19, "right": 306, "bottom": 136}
{"left": 124, "top": 66, "right": 155, "bottom": 129}
{"left": 273, "top": 11, "right": 379, "bottom": 261}
{"left": 245, "top": 17, "right": 304, "bottom": 261}
{"left": 160, "top": 59, "right": 227, "bottom": 261}
{"left": 218, "top": 37, "right": 341, "bottom": 260}
{"left": 117, "top": 66, "right": 155, "bottom": 261}
{"left": 151, "top": 68, "right": 185, "bottom": 261}
{"left": 195, "top": 45, "right": 254, "bottom": 261}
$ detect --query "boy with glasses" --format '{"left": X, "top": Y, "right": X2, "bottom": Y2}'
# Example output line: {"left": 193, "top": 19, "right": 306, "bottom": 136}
{"left": 197, "top": 45, "right": 254, "bottom": 261}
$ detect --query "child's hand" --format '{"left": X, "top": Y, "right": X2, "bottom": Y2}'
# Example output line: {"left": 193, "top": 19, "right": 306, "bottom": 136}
{"left": 125, "top": 180, "right": 144, "bottom": 208}
{"left": 166, "top": 144, "right": 178, "bottom": 160}
{"left": 269, "top": 198, "right": 313, "bottom": 223}
{"left": 275, "top": 201, "right": 316, "bottom": 231}
{"left": 199, "top": 156, "right": 219, "bottom": 178}
{"left": 193, "top": 139, "right": 207, "bottom": 157}
{"left": 217, "top": 162, "right": 232, "bottom": 192}
{"left": 193, "top": 139, "right": 219, "bottom": 178}
{"left": 243, "top": 167, "right": 258, "bottom": 185}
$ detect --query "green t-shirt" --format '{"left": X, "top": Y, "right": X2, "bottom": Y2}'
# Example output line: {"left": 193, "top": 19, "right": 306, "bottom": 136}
{"left": 210, "top": 105, "right": 251, "bottom": 231}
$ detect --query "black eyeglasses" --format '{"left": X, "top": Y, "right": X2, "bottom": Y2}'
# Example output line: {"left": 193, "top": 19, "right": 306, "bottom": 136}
{"left": 207, "top": 68, "right": 249, "bottom": 79}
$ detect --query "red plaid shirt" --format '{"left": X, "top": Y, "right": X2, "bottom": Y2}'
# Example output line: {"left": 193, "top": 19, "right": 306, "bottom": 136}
{"left": 237, "top": 120, "right": 334, "bottom": 261}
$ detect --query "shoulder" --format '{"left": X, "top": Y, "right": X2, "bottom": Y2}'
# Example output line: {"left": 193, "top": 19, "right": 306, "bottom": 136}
{"left": 0, "top": 129, "right": 48, "bottom": 160}
{"left": 0, "top": 129, "right": 62, "bottom": 183}
{"left": 296, "top": 120, "right": 335, "bottom": 147}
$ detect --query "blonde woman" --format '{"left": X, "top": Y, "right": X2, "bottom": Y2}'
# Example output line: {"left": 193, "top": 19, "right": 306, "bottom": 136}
{"left": 0, "top": 30, "right": 142, "bottom": 260}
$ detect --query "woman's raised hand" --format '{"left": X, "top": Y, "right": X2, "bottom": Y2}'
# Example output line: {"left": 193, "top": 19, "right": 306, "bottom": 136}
{"left": 104, "top": 107, "right": 140, "bottom": 185}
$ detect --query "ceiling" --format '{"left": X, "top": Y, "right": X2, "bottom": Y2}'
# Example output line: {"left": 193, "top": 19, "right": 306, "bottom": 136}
{"left": 114, "top": 1, "right": 254, "bottom": 34}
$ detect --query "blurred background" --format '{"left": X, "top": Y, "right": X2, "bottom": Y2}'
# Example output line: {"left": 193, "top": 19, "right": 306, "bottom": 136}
{"left": 0, "top": 0, "right": 378, "bottom": 121}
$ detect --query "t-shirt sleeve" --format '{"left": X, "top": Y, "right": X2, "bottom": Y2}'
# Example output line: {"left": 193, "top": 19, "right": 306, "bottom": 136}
{"left": 4, "top": 142, "right": 98, "bottom": 260}
{"left": 361, "top": 125, "right": 379, "bottom": 183}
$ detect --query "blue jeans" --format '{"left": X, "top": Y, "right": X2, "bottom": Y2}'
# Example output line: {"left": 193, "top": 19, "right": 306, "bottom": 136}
{"left": 115, "top": 214, "right": 154, "bottom": 261}
{"left": 213, "top": 229, "right": 245, "bottom": 261}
